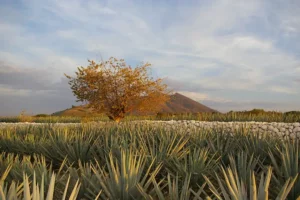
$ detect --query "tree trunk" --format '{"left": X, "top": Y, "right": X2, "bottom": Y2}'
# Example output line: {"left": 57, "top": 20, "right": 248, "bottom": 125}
{"left": 114, "top": 117, "right": 122, "bottom": 123}
{"left": 108, "top": 114, "right": 124, "bottom": 123}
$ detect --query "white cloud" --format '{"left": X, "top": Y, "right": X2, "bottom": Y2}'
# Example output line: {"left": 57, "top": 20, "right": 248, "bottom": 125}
{"left": 0, "top": 86, "right": 30, "bottom": 96}
{"left": 231, "top": 36, "right": 272, "bottom": 51}
{"left": 203, "top": 99, "right": 299, "bottom": 113}
{"left": 47, "top": 0, "right": 300, "bottom": 97}
{"left": 1, "top": 0, "right": 300, "bottom": 113}
{"left": 0, "top": 86, "right": 57, "bottom": 97}
{"left": 276, "top": 2, "right": 300, "bottom": 36}
{"left": 178, "top": 91, "right": 230, "bottom": 104}
{"left": 269, "top": 86, "right": 298, "bottom": 94}
{"left": 178, "top": 91, "right": 210, "bottom": 101}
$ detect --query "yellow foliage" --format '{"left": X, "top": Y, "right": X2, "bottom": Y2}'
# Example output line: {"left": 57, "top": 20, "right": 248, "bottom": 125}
{"left": 65, "top": 57, "right": 170, "bottom": 122}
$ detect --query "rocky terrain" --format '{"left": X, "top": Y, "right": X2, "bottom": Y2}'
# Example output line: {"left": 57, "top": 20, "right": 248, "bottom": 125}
{"left": 1, "top": 120, "right": 300, "bottom": 139}
{"left": 154, "top": 120, "right": 300, "bottom": 139}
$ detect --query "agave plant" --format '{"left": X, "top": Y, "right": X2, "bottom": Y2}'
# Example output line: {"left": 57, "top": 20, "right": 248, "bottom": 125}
{"left": 240, "top": 132, "right": 279, "bottom": 162}
{"left": 67, "top": 161, "right": 102, "bottom": 199}
{"left": 165, "top": 148, "right": 219, "bottom": 188}
{"left": 41, "top": 130, "right": 99, "bottom": 167}
{"left": 268, "top": 141, "right": 300, "bottom": 199}
{"left": 0, "top": 153, "right": 53, "bottom": 185}
{"left": 227, "top": 152, "right": 262, "bottom": 188}
{"left": 207, "top": 132, "right": 237, "bottom": 165}
{"left": 204, "top": 166, "right": 298, "bottom": 200}
{"left": 142, "top": 173, "right": 207, "bottom": 200}
{"left": 0, "top": 128, "right": 40, "bottom": 156}
{"left": 0, "top": 121, "right": 299, "bottom": 199}
{"left": 137, "top": 130, "right": 190, "bottom": 167}
{"left": 90, "top": 148, "right": 162, "bottom": 200}
{"left": 0, "top": 166, "right": 81, "bottom": 200}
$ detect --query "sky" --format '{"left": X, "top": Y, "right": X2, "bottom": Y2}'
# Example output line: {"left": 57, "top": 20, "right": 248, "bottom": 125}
{"left": 0, "top": 0, "right": 300, "bottom": 115}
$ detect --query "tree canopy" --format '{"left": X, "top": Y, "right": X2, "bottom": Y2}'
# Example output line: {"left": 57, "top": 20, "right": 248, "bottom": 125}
{"left": 65, "top": 57, "right": 170, "bottom": 122}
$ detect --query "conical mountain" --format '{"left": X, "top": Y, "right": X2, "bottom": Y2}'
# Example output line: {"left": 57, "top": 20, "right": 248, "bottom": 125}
{"left": 52, "top": 92, "right": 217, "bottom": 116}
{"left": 160, "top": 92, "right": 217, "bottom": 113}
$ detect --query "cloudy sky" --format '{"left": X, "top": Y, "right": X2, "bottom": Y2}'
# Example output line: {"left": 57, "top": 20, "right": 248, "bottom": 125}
{"left": 1, "top": 0, "right": 300, "bottom": 115}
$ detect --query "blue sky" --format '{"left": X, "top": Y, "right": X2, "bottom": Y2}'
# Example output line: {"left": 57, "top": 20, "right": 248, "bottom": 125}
{"left": 0, "top": 0, "right": 300, "bottom": 115}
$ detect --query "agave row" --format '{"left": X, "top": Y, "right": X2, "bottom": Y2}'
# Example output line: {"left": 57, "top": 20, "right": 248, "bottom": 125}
{"left": 0, "top": 123, "right": 299, "bottom": 199}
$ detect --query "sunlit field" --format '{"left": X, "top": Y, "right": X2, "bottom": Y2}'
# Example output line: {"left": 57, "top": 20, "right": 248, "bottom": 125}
{"left": 2, "top": 0, "right": 300, "bottom": 199}
{"left": 0, "top": 123, "right": 299, "bottom": 199}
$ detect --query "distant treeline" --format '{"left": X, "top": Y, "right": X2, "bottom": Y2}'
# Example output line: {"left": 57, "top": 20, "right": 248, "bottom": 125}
{"left": 0, "top": 109, "right": 300, "bottom": 123}
{"left": 156, "top": 109, "right": 300, "bottom": 116}
{"left": 228, "top": 109, "right": 300, "bottom": 115}
{"left": 155, "top": 109, "right": 300, "bottom": 122}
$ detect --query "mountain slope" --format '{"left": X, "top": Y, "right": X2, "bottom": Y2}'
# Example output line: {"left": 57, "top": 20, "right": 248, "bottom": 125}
{"left": 160, "top": 93, "right": 216, "bottom": 113}
{"left": 52, "top": 93, "right": 217, "bottom": 116}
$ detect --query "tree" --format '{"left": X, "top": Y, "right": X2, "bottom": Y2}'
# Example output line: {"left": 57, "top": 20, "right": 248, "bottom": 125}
{"left": 65, "top": 57, "right": 170, "bottom": 122}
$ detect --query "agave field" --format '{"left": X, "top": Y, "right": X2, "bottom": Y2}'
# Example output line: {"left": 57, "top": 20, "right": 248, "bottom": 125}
{"left": 0, "top": 123, "right": 299, "bottom": 199}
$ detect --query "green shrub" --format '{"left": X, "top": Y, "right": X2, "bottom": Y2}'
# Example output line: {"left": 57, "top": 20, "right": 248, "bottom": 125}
{"left": 34, "top": 114, "right": 49, "bottom": 117}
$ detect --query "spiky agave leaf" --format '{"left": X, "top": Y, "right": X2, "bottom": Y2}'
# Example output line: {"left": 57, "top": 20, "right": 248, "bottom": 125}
{"left": 165, "top": 148, "right": 219, "bottom": 188}
{"left": 0, "top": 164, "right": 80, "bottom": 200}
{"left": 240, "top": 131, "right": 279, "bottom": 162}
{"left": 207, "top": 132, "right": 237, "bottom": 165}
{"left": 0, "top": 152, "right": 70, "bottom": 196}
{"left": 91, "top": 148, "right": 162, "bottom": 200}
{"left": 204, "top": 166, "right": 297, "bottom": 200}
{"left": 268, "top": 140, "right": 300, "bottom": 199}
{"left": 0, "top": 170, "right": 81, "bottom": 200}
{"left": 144, "top": 173, "right": 207, "bottom": 200}
{"left": 227, "top": 151, "right": 262, "bottom": 189}
{"left": 42, "top": 129, "right": 99, "bottom": 167}
{"left": 66, "top": 161, "right": 102, "bottom": 199}
{"left": 136, "top": 129, "right": 190, "bottom": 167}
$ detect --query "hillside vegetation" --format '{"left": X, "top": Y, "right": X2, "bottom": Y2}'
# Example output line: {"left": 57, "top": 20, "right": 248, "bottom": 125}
{"left": 1, "top": 109, "right": 300, "bottom": 123}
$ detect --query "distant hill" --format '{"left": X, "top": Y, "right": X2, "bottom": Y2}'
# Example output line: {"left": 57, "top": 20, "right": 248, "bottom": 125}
{"left": 52, "top": 92, "right": 217, "bottom": 116}
{"left": 52, "top": 105, "right": 98, "bottom": 117}
{"left": 160, "top": 93, "right": 217, "bottom": 113}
